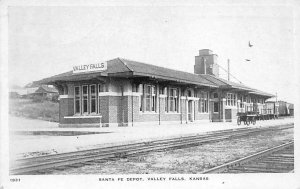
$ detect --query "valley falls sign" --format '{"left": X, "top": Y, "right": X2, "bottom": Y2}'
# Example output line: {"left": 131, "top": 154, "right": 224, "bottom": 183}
{"left": 73, "top": 62, "right": 107, "bottom": 74}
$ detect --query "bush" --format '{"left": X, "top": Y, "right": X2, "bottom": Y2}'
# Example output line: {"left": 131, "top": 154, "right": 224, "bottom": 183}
{"left": 51, "top": 94, "right": 59, "bottom": 103}
{"left": 32, "top": 95, "right": 43, "bottom": 103}
{"left": 9, "top": 98, "right": 59, "bottom": 122}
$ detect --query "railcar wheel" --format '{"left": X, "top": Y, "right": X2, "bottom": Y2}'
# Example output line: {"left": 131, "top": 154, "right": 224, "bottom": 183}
{"left": 246, "top": 117, "right": 250, "bottom": 126}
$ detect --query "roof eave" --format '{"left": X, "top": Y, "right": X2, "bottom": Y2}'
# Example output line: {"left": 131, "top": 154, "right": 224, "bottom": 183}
{"left": 132, "top": 72, "right": 217, "bottom": 88}
{"left": 249, "top": 92, "right": 274, "bottom": 98}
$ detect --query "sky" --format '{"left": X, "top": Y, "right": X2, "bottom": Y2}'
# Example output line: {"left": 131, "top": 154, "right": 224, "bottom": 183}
{"left": 7, "top": 3, "right": 296, "bottom": 102}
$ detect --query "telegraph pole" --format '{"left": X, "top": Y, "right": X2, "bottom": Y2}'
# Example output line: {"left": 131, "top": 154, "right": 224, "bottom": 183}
{"left": 227, "top": 59, "right": 230, "bottom": 81}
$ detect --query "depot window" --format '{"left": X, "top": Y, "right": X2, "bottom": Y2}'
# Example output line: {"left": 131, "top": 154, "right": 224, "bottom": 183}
{"left": 139, "top": 84, "right": 143, "bottom": 112}
{"left": 90, "top": 85, "right": 97, "bottom": 113}
{"left": 226, "top": 93, "right": 236, "bottom": 107}
{"left": 239, "top": 95, "right": 245, "bottom": 108}
{"left": 74, "top": 84, "right": 98, "bottom": 115}
{"left": 145, "top": 85, "right": 151, "bottom": 111}
{"left": 246, "top": 96, "right": 251, "bottom": 103}
{"left": 163, "top": 87, "right": 168, "bottom": 112}
{"left": 142, "top": 84, "right": 157, "bottom": 112}
{"left": 82, "top": 85, "right": 89, "bottom": 114}
{"left": 213, "top": 102, "right": 219, "bottom": 113}
{"left": 198, "top": 91, "right": 208, "bottom": 113}
{"left": 74, "top": 86, "right": 81, "bottom": 114}
{"left": 169, "top": 88, "right": 178, "bottom": 112}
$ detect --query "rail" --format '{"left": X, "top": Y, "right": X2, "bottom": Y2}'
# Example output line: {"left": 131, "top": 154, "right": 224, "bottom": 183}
{"left": 10, "top": 123, "right": 294, "bottom": 175}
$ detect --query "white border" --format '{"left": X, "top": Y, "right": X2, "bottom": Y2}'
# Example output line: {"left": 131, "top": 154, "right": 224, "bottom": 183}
{"left": 1, "top": 2, "right": 299, "bottom": 189}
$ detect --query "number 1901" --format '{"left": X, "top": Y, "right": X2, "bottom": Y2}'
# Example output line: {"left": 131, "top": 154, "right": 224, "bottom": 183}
{"left": 10, "top": 178, "right": 20, "bottom": 182}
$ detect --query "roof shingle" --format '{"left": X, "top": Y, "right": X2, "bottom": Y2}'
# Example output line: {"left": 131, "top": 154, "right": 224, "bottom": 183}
{"left": 35, "top": 57, "right": 273, "bottom": 97}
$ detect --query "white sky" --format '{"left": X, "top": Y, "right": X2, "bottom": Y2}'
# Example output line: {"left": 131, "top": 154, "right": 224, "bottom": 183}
{"left": 7, "top": 2, "right": 296, "bottom": 102}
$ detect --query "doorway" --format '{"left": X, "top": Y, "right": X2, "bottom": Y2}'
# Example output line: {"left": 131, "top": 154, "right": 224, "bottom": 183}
{"left": 188, "top": 100, "right": 194, "bottom": 122}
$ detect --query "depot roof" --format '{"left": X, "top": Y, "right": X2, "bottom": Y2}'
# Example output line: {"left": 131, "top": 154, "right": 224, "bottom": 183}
{"left": 37, "top": 58, "right": 217, "bottom": 88}
{"left": 201, "top": 75, "right": 274, "bottom": 97}
{"left": 36, "top": 57, "right": 273, "bottom": 97}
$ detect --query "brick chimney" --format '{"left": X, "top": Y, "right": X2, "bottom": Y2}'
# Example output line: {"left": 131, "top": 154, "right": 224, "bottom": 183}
{"left": 194, "top": 49, "right": 219, "bottom": 77}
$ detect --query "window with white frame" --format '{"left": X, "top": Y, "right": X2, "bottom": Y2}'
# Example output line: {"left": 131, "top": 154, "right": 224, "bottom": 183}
{"left": 74, "top": 84, "right": 100, "bottom": 115}
{"left": 226, "top": 93, "right": 236, "bottom": 106}
{"left": 239, "top": 95, "right": 245, "bottom": 108}
{"left": 165, "top": 87, "right": 168, "bottom": 112}
{"left": 151, "top": 86, "right": 156, "bottom": 111}
{"left": 90, "top": 85, "right": 97, "bottom": 113}
{"left": 143, "top": 84, "right": 157, "bottom": 112}
{"left": 198, "top": 91, "right": 208, "bottom": 113}
{"left": 145, "top": 85, "right": 151, "bottom": 112}
{"left": 233, "top": 94, "right": 236, "bottom": 106}
{"left": 159, "top": 87, "right": 167, "bottom": 112}
{"left": 74, "top": 86, "right": 81, "bottom": 114}
{"left": 169, "top": 88, "right": 178, "bottom": 112}
{"left": 246, "top": 96, "right": 251, "bottom": 103}
{"left": 139, "top": 84, "right": 143, "bottom": 112}
{"left": 82, "top": 85, "right": 89, "bottom": 114}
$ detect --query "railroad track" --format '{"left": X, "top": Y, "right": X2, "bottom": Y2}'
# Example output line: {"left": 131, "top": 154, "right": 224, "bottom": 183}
{"left": 10, "top": 123, "right": 294, "bottom": 175}
{"left": 201, "top": 141, "right": 294, "bottom": 174}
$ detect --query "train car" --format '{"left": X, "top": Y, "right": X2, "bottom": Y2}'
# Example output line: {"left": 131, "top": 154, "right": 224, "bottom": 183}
{"left": 263, "top": 101, "right": 279, "bottom": 120}
{"left": 278, "top": 101, "right": 288, "bottom": 116}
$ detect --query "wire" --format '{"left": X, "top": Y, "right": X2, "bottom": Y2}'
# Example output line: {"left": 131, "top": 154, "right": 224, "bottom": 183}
{"left": 216, "top": 64, "right": 243, "bottom": 84}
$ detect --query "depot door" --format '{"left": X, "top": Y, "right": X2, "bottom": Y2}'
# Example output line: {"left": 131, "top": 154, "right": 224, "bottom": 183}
{"left": 188, "top": 100, "right": 194, "bottom": 122}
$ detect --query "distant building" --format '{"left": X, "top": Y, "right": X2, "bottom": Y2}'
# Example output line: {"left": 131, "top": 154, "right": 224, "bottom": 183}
{"left": 32, "top": 85, "right": 58, "bottom": 99}
{"left": 9, "top": 83, "right": 62, "bottom": 100}
{"left": 24, "top": 82, "right": 40, "bottom": 96}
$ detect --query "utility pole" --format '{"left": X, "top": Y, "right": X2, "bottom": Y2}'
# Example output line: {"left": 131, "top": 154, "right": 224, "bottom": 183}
{"left": 227, "top": 59, "right": 230, "bottom": 81}
{"left": 203, "top": 58, "right": 206, "bottom": 74}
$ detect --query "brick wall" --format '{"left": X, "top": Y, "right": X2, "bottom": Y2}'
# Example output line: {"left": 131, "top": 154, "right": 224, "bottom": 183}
{"left": 195, "top": 113, "right": 209, "bottom": 120}
{"left": 59, "top": 93, "right": 221, "bottom": 126}
{"left": 99, "top": 96, "right": 109, "bottom": 124}
{"left": 59, "top": 98, "right": 74, "bottom": 123}
{"left": 61, "top": 117, "right": 101, "bottom": 125}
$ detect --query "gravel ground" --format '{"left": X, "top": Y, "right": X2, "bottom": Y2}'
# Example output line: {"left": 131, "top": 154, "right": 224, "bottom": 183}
{"left": 51, "top": 128, "right": 293, "bottom": 174}
{"left": 9, "top": 115, "right": 293, "bottom": 159}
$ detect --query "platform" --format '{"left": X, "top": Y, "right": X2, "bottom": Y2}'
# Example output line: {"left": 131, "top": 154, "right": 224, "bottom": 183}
{"left": 9, "top": 116, "right": 294, "bottom": 159}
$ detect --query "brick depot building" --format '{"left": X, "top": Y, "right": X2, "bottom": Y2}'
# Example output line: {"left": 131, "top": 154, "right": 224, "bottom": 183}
{"left": 38, "top": 49, "right": 273, "bottom": 127}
